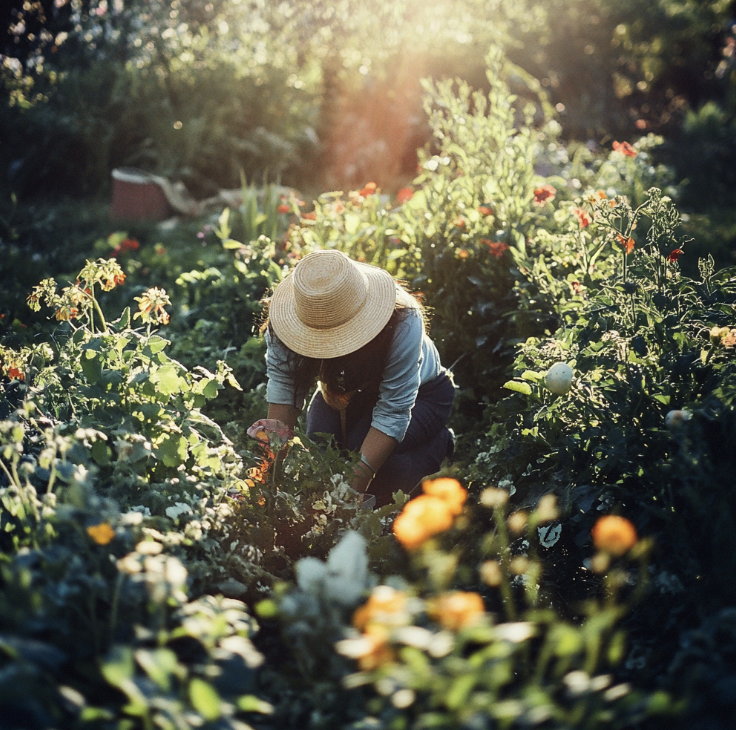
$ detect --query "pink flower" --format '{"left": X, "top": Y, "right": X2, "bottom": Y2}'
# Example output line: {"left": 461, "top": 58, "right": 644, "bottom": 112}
{"left": 572, "top": 207, "right": 591, "bottom": 228}
{"left": 533, "top": 184, "right": 556, "bottom": 205}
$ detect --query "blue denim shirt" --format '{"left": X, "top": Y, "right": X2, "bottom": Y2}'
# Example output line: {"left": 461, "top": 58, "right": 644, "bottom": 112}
{"left": 265, "top": 288, "right": 445, "bottom": 442}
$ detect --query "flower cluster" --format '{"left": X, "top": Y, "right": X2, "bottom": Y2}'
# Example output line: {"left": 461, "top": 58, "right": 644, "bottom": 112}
{"left": 79, "top": 258, "right": 126, "bottom": 292}
{"left": 481, "top": 239, "right": 509, "bottom": 257}
{"left": 110, "top": 237, "right": 140, "bottom": 257}
{"left": 612, "top": 140, "right": 637, "bottom": 158}
{"left": 134, "top": 287, "right": 172, "bottom": 325}
{"left": 392, "top": 478, "right": 467, "bottom": 550}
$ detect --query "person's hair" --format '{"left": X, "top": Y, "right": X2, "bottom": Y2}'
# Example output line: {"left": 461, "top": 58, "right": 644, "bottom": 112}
{"left": 262, "top": 284, "right": 425, "bottom": 406}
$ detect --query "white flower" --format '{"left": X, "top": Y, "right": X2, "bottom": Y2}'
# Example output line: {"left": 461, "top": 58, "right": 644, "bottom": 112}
{"left": 544, "top": 362, "right": 573, "bottom": 395}
{"left": 665, "top": 409, "right": 691, "bottom": 430}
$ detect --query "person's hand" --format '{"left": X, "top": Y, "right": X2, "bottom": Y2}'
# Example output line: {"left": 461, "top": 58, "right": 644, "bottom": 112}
{"left": 247, "top": 419, "right": 294, "bottom": 446}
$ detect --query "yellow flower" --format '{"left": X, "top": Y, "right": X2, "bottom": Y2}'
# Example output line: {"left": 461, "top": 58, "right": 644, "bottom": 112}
{"left": 591, "top": 515, "right": 638, "bottom": 557}
{"left": 353, "top": 586, "right": 408, "bottom": 631}
{"left": 392, "top": 495, "right": 454, "bottom": 550}
{"left": 429, "top": 591, "right": 485, "bottom": 631}
{"left": 87, "top": 522, "right": 115, "bottom": 545}
{"left": 422, "top": 477, "right": 467, "bottom": 515}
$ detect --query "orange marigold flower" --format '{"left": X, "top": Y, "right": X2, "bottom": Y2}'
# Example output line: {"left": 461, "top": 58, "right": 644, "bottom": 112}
{"left": 396, "top": 187, "right": 414, "bottom": 204}
{"left": 572, "top": 207, "right": 591, "bottom": 228}
{"left": 356, "top": 626, "right": 395, "bottom": 671}
{"left": 453, "top": 216, "right": 466, "bottom": 228}
{"left": 393, "top": 495, "right": 455, "bottom": 550}
{"left": 613, "top": 140, "right": 637, "bottom": 158}
{"left": 616, "top": 233, "right": 635, "bottom": 254}
{"left": 667, "top": 249, "right": 683, "bottom": 262}
{"left": 422, "top": 477, "right": 467, "bottom": 516}
{"left": 533, "top": 184, "right": 556, "bottom": 205}
{"left": 87, "top": 522, "right": 116, "bottom": 545}
{"left": 277, "top": 204, "right": 291, "bottom": 214}
{"left": 359, "top": 182, "right": 377, "bottom": 197}
{"left": 482, "top": 239, "right": 509, "bottom": 257}
{"left": 302, "top": 211, "right": 316, "bottom": 221}
{"left": 7, "top": 366, "right": 24, "bottom": 381}
{"left": 353, "top": 586, "right": 408, "bottom": 631}
{"left": 478, "top": 205, "right": 493, "bottom": 216}
{"left": 591, "top": 515, "right": 638, "bottom": 557}
{"left": 597, "top": 190, "right": 608, "bottom": 199}
{"left": 429, "top": 591, "right": 485, "bottom": 631}
{"left": 457, "top": 248, "right": 469, "bottom": 259}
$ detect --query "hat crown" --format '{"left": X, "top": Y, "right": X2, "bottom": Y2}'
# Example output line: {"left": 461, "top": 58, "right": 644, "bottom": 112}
{"left": 292, "top": 250, "right": 368, "bottom": 330}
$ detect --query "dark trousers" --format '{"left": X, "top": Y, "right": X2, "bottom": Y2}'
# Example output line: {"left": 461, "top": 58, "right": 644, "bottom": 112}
{"left": 306, "top": 373, "right": 455, "bottom": 506}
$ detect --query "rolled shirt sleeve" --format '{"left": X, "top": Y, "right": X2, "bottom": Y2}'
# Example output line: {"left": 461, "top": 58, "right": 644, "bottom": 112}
{"left": 265, "top": 328, "right": 308, "bottom": 410}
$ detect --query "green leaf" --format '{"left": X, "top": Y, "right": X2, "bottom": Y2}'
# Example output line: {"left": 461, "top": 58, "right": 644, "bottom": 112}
{"left": 101, "top": 647, "right": 134, "bottom": 688}
{"left": 91, "top": 440, "right": 112, "bottom": 466}
{"left": 226, "top": 373, "right": 243, "bottom": 391}
{"left": 189, "top": 678, "right": 222, "bottom": 721}
{"left": 81, "top": 351, "right": 102, "bottom": 384}
{"left": 222, "top": 238, "right": 243, "bottom": 249}
{"left": 446, "top": 673, "right": 477, "bottom": 710}
{"left": 503, "top": 380, "right": 532, "bottom": 395}
{"left": 151, "top": 365, "right": 181, "bottom": 396}
{"left": 345, "top": 213, "right": 361, "bottom": 235}
{"left": 653, "top": 394, "right": 671, "bottom": 405}
{"left": 237, "top": 695, "right": 274, "bottom": 714}
{"left": 156, "top": 434, "right": 188, "bottom": 468}
{"left": 116, "top": 307, "right": 131, "bottom": 331}
{"left": 145, "top": 336, "right": 169, "bottom": 355}
{"left": 135, "top": 648, "right": 182, "bottom": 692}
{"left": 202, "top": 379, "right": 219, "bottom": 399}
{"left": 521, "top": 370, "right": 544, "bottom": 382}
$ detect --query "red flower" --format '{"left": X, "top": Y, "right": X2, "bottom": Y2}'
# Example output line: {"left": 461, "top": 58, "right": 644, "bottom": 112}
{"left": 534, "top": 184, "right": 556, "bottom": 205}
{"left": 7, "top": 367, "right": 24, "bottom": 381}
{"left": 613, "top": 141, "right": 637, "bottom": 158}
{"left": 396, "top": 187, "right": 414, "bottom": 204}
{"left": 667, "top": 249, "right": 684, "bottom": 262}
{"left": 572, "top": 207, "right": 591, "bottom": 228}
{"left": 482, "top": 239, "right": 509, "bottom": 257}
{"left": 477, "top": 205, "right": 493, "bottom": 216}
{"left": 302, "top": 211, "right": 316, "bottom": 221}
{"left": 453, "top": 216, "right": 466, "bottom": 228}
{"left": 121, "top": 238, "right": 140, "bottom": 251}
{"left": 277, "top": 204, "right": 291, "bottom": 214}
{"left": 616, "top": 233, "right": 635, "bottom": 254}
{"left": 359, "top": 182, "right": 377, "bottom": 197}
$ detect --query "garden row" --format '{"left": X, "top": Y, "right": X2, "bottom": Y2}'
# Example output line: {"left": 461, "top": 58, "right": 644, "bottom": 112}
{"left": 2, "top": 50, "right": 736, "bottom": 728}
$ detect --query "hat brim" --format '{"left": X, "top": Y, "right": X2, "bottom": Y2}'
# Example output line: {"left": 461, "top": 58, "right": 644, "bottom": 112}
{"left": 270, "top": 260, "right": 397, "bottom": 359}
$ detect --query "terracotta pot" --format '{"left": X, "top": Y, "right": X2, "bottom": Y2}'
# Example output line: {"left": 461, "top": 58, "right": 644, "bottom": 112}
{"left": 110, "top": 168, "right": 172, "bottom": 220}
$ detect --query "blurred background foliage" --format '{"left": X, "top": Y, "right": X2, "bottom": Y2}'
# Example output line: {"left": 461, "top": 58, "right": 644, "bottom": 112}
{"left": 3, "top": 0, "right": 736, "bottom": 211}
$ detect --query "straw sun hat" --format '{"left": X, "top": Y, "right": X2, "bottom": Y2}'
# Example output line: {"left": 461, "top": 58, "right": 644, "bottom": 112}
{"left": 270, "top": 249, "right": 397, "bottom": 359}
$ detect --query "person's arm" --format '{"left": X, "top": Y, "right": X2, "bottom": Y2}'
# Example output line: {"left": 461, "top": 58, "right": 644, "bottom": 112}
{"left": 266, "top": 402, "right": 300, "bottom": 430}
{"left": 351, "top": 426, "right": 398, "bottom": 492}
